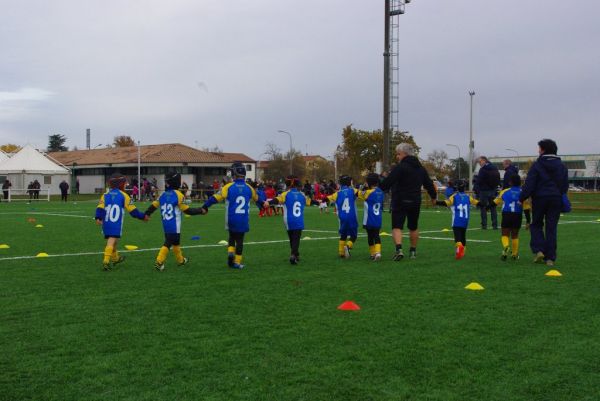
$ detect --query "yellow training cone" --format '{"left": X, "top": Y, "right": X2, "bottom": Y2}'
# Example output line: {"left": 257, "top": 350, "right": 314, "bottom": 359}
{"left": 442, "top": 228, "right": 450, "bottom": 232}
{"left": 465, "top": 282, "right": 484, "bottom": 290}
{"left": 184, "top": 214, "right": 191, "bottom": 218}
{"left": 0, "top": 244, "right": 9, "bottom": 249}
{"left": 596, "top": 218, "right": 600, "bottom": 222}
{"left": 380, "top": 231, "right": 391, "bottom": 236}
{"left": 545, "top": 269, "right": 562, "bottom": 277}
{"left": 36, "top": 252, "right": 49, "bottom": 257}
{"left": 302, "top": 236, "right": 312, "bottom": 240}
{"left": 218, "top": 240, "right": 228, "bottom": 245}
{"left": 124, "top": 245, "right": 138, "bottom": 250}
{"left": 35, "top": 224, "right": 44, "bottom": 228}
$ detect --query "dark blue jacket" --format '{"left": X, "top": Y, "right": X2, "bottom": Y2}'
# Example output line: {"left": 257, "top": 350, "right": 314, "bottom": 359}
{"left": 502, "top": 164, "right": 519, "bottom": 189}
{"left": 520, "top": 155, "right": 568, "bottom": 201}
{"left": 476, "top": 162, "right": 501, "bottom": 192}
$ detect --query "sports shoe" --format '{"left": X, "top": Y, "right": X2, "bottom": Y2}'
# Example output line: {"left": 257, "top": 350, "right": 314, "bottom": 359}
{"left": 501, "top": 246, "right": 509, "bottom": 261}
{"left": 227, "top": 253, "right": 235, "bottom": 267}
{"left": 112, "top": 255, "right": 126, "bottom": 266}
{"left": 455, "top": 244, "right": 465, "bottom": 260}
{"left": 511, "top": 254, "right": 520, "bottom": 260}
{"left": 409, "top": 250, "right": 417, "bottom": 259}
{"left": 344, "top": 245, "right": 351, "bottom": 259}
{"left": 373, "top": 253, "right": 381, "bottom": 261}
{"left": 546, "top": 259, "right": 555, "bottom": 267}
{"left": 102, "top": 263, "right": 112, "bottom": 271}
{"left": 533, "top": 251, "right": 545, "bottom": 264}
{"left": 289, "top": 256, "right": 298, "bottom": 265}
{"left": 392, "top": 249, "right": 404, "bottom": 261}
{"left": 231, "top": 263, "right": 245, "bottom": 269}
{"left": 154, "top": 261, "right": 165, "bottom": 271}
{"left": 177, "top": 257, "right": 189, "bottom": 266}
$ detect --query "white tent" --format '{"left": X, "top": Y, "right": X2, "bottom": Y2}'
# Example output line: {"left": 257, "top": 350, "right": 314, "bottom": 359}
{"left": 0, "top": 149, "right": 9, "bottom": 163}
{"left": 0, "top": 145, "right": 70, "bottom": 196}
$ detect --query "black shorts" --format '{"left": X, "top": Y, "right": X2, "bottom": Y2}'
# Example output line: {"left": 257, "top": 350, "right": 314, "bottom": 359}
{"left": 501, "top": 212, "right": 522, "bottom": 229}
{"left": 391, "top": 202, "right": 421, "bottom": 231}
{"left": 164, "top": 233, "right": 181, "bottom": 246}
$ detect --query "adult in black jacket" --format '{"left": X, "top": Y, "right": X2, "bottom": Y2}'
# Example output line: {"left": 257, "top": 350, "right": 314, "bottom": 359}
{"left": 476, "top": 156, "right": 501, "bottom": 229}
{"left": 520, "top": 139, "right": 568, "bottom": 266}
{"left": 502, "top": 159, "right": 519, "bottom": 189}
{"left": 380, "top": 143, "right": 437, "bottom": 260}
{"left": 59, "top": 180, "right": 69, "bottom": 202}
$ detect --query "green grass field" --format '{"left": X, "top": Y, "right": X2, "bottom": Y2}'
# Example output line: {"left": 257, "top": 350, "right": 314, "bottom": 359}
{"left": 1, "top": 199, "right": 600, "bottom": 401}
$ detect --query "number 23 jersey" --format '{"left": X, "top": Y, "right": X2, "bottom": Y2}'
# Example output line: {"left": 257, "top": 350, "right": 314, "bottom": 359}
{"left": 150, "top": 189, "right": 190, "bottom": 234}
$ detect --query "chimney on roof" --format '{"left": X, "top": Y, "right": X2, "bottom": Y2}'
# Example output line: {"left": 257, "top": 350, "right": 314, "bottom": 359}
{"left": 86, "top": 129, "right": 91, "bottom": 150}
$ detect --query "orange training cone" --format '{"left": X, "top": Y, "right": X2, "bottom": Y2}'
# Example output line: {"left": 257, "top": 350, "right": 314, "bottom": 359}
{"left": 337, "top": 301, "right": 361, "bottom": 311}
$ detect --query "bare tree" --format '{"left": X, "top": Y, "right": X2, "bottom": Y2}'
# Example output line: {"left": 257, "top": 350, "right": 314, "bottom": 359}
{"left": 113, "top": 135, "right": 136, "bottom": 147}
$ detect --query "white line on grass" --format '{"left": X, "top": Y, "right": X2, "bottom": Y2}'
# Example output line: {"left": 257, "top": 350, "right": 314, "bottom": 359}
{"left": 0, "top": 234, "right": 491, "bottom": 262}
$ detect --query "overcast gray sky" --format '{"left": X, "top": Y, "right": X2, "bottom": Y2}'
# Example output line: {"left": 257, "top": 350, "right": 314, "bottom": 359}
{"left": 1, "top": 0, "right": 598, "bottom": 160}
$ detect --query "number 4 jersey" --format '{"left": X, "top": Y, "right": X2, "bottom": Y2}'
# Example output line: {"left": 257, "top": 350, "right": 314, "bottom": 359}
{"left": 96, "top": 189, "right": 145, "bottom": 237}
{"left": 150, "top": 189, "right": 191, "bottom": 234}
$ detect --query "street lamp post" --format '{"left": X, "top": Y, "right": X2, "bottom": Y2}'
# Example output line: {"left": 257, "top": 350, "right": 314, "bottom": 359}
{"left": 468, "top": 91, "right": 475, "bottom": 190}
{"left": 277, "top": 130, "right": 293, "bottom": 175}
{"left": 137, "top": 141, "right": 141, "bottom": 196}
{"left": 505, "top": 148, "right": 519, "bottom": 159}
{"left": 446, "top": 143, "right": 462, "bottom": 180}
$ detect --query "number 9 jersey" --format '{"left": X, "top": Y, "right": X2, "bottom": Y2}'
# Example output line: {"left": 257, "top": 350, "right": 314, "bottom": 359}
{"left": 207, "top": 179, "right": 259, "bottom": 233}
{"left": 96, "top": 189, "right": 143, "bottom": 238}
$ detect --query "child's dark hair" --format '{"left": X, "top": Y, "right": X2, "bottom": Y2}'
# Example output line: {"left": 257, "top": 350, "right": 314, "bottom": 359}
{"left": 366, "top": 173, "right": 380, "bottom": 188}
{"left": 455, "top": 179, "right": 466, "bottom": 192}
{"left": 509, "top": 174, "right": 521, "bottom": 187}
{"left": 538, "top": 138, "right": 558, "bottom": 155}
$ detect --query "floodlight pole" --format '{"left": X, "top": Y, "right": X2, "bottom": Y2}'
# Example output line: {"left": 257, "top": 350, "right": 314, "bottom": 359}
{"left": 446, "top": 143, "right": 461, "bottom": 180}
{"left": 468, "top": 91, "right": 475, "bottom": 190}
{"left": 277, "top": 130, "right": 293, "bottom": 175}
{"left": 137, "top": 141, "right": 141, "bottom": 196}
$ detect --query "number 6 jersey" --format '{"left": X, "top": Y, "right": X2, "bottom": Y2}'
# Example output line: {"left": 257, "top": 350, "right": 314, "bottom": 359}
{"left": 274, "top": 188, "right": 311, "bottom": 231}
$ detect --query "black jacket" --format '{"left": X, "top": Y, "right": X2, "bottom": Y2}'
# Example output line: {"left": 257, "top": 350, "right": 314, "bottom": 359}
{"left": 476, "top": 162, "right": 500, "bottom": 192}
{"left": 380, "top": 156, "right": 437, "bottom": 208}
{"left": 502, "top": 164, "right": 519, "bottom": 189}
{"left": 520, "top": 155, "right": 568, "bottom": 201}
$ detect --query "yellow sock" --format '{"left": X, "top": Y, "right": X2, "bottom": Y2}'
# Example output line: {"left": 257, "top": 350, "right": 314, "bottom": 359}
{"left": 103, "top": 246, "right": 113, "bottom": 264}
{"left": 375, "top": 243, "right": 381, "bottom": 254}
{"left": 173, "top": 245, "right": 184, "bottom": 264}
{"left": 234, "top": 254, "right": 243, "bottom": 264}
{"left": 456, "top": 241, "right": 463, "bottom": 247}
{"left": 501, "top": 236, "right": 509, "bottom": 249}
{"left": 512, "top": 238, "right": 519, "bottom": 255}
{"left": 346, "top": 240, "right": 354, "bottom": 249}
{"left": 111, "top": 249, "right": 120, "bottom": 262}
{"left": 338, "top": 240, "right": 345, "bottom": 255}
{"left": 227, "top": 246, "right": 235, "bottom": 254}
{"left": 156, "top": 246, "right": 169, "bottom": 264}
{"left": 369, "top": 245, "right": 374, "bottom": 255}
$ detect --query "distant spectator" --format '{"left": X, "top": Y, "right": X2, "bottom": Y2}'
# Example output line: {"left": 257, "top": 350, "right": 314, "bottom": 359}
{"left": 520, "top": 139, "right": 568, "bottom": 267}
{"left": 476, "top": 156, "right": 501, "bottom": 229}
{"left": 2, "top": 179, "right": 11, "bottom": 201}
{"left": 75, "top": 178, "right": 80, "bottom": 195}
{"left": 502, "top": 159, "right": 519, "bottom": 189}
{"left": 32, "top": 179, "right": 41, "bottom": 200}
{"left": 59, "top": 180, "right": 69, "bottom": 202}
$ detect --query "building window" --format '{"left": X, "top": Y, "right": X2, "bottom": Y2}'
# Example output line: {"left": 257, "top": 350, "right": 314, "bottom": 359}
{"left": 44, "top": 176, "right": 52, "bottom": 185}
{"left": 246, "top": 164, "right": 253, "bottom": 172}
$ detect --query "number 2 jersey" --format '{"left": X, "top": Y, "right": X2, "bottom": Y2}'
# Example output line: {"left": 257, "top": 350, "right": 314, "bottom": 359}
{"left": 494, "top": 186, "right": 524, "bottom": 214}
{"left": 149, "top": 189, "right": 191, "bottom": 234}
{"left": 442, "top": 192, "right": 478, "bottom": 228}
{"left": 358, "top": 187, "right": 384, "bottom": 229}
{"left": 95, "top": 189, "right": 145, "bottom": 237}
{"left": 205, "top": 178, "right": 260, "bottom": 233}
{"left": 274, "top": 188, "right": 312, "bottom": 231}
